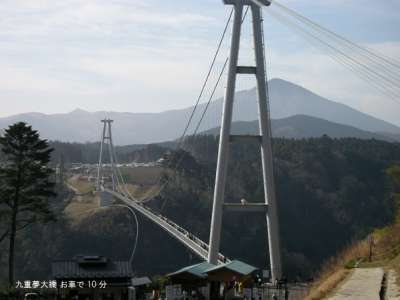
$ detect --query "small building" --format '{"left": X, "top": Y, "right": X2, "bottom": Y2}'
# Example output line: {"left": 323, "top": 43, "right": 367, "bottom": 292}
{"left": 52, "top": 255, "right": 134, "bottom": 300}
{"left": 167, "top": 261, "right": 213, "bottom": 284}
{"left": 166, "top": 260, "right": 259, "bottom": 300}
{"left": 205, "top": 260, "right": 258, "bottom": 299}
{"left": 205, "top": 260, "right": 258, "bottom": 282}
{"left": 166, "top": 262, "right": 214, "bottom": 299}
{"left": 131, "top": 277, "right": 152, "bottom": 300}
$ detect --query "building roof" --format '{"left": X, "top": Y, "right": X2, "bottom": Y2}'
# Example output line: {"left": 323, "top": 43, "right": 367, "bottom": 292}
{"left": 166, "top": 260, "right": 258, "bottom": 284}
{"left": 52, "top": 256, "right": 134, "bottom": 279}
{"left": 205, "top": 260, "right": 258, "bottom": 276}
{"left": 167, "top": 262, "right": 215, "bottom": 279}
{"left": 131, "top": 277, "right": 152, "bottom": 287}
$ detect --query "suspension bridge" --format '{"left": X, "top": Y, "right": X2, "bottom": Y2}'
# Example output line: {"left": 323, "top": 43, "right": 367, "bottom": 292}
{"left": 91, "top": 0, "right": 400, "bottom": 284}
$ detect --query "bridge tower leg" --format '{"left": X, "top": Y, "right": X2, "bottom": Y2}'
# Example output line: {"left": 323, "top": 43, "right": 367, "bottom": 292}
{"left": 96, "top": 119, "right": 118, "bottom": 191}
{"left": 208, "top": 0, "right": 282, "bottom": 282}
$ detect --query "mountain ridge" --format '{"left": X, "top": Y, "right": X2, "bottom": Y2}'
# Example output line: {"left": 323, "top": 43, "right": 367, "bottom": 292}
{"left": 1, "top": 78, "right": 399, "bottom": 145}
{"left": 201, "top": 114, "right": 397, "bottom": 142}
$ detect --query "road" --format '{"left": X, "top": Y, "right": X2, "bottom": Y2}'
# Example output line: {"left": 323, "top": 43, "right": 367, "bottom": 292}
{"left": 327, "top": 268, "right": 384, "bottom": 300}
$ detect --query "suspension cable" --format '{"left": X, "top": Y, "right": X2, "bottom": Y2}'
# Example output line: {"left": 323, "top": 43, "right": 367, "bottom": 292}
{"left": 102, "top": 143, "right": 141, "bottom": 262}
{"left": 266, "top": 9, "right": 400, "bottom": 105}
{"left": 175, "top": 7, "right": 234, "bottom": 150}
{"left": 270, "top": 2, "right": 400, "bottom": 89}
{"left": 155, "top": 7, "right": 252, "bottom": 206}
{"left": 69, "top": 203, "right": 139, "bottom": 264}
{"left": 140, "top": 8, "right": 243, "bottom": 204}
{"left": 190, "top": 6, "right": 251, "bottom": 142}
{"left": 271, "top": 0, "right": 400, "bottom": 74}
{"left": 193, "top": 59, "right": 228, "bottom": 136}
{"left": 111, "top": 204, "right": 140, "bottom": 264}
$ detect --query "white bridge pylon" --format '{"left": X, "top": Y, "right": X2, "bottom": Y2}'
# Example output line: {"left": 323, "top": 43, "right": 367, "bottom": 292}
{"left": 96, "top": 122, "right": 229, "bottom": 265}
{"left": 96, "top": 0, "right": 282, "bottom": 281}
{"left": 208, "top": 0, "right": 282, "bottom": 282}
{"left": 96, "top": 118, "right": 118, "bottom": 191}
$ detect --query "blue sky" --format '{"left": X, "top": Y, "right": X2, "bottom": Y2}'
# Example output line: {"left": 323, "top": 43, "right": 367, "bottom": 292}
{"left": 0, "top": 0, "right": 399, "bottom": 125}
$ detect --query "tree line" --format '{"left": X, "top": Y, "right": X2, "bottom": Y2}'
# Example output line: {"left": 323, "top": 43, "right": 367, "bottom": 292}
{"left": 1, "top": 123, "right": 400, "bottom": 286}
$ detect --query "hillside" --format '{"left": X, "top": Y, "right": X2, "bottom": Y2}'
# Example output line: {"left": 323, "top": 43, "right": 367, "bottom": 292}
{"left": 2, "top": 137, "right": 400, "bottom": 284}
{"left": 1, "top": 79, "right": 399, "bottom": 144}
{"left": 202, "top": 115, "right": 396, "bottom": 141}
{"left": 45, "top": 114, "right": 397, "bottom": 165}
{"left": 152, "top": 137, "right": 400, "bottom": 278}
{"left": 305, "top": 165, "right": 400, "bottom": 299}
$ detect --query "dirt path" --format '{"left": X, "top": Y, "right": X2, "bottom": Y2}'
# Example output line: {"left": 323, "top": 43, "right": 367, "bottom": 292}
{"left": 327, "top": 268, "right": 384, "bottom": 300}
{"left": 66, "top": 182, "right": 83, "bottom": 202}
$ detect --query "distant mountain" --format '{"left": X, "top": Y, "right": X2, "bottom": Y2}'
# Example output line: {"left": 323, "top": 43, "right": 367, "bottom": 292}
{"left": 0, "top": 79, "right": 399, "bottom": 144}
{"left": 202, "top": 115, "right": 396, "bottom": 141}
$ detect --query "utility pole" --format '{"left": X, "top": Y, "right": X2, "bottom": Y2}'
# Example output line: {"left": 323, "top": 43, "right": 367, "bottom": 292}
{"left": 368, "top": 234, "right": 375, "bottom": 262}
{"left": 96, "top": 119, "right": 118, "bottom": 191}
{"left": 208, "top": 0, "right": 282, "bottom": 283}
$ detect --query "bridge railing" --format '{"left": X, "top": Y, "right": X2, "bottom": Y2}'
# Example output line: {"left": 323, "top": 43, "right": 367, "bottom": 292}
{"left": 103, "top": 188, "right": 229, "bottom": 264}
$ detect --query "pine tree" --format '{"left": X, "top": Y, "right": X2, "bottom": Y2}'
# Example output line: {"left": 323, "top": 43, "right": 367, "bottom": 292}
{"left": 0, "top": 122, "right": 56, "bottom": 286}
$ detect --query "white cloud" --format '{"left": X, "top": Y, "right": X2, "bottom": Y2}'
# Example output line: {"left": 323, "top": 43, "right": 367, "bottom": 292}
{"left": 0, "top": 0, "right": 399, "bottom": 128}
{"left": 0, "top": 0, "right": 213, "bottom": 42}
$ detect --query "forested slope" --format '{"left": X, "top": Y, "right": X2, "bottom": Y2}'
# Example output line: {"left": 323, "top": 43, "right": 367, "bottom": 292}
{"left": 1, "top": 136, "right": 399, "bottom": 282}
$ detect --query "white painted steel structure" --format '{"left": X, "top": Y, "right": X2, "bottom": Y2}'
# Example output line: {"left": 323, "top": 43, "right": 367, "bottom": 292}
{"left": 208, "top": 0, "right": 282, "bottom": 282}
{"left": 96, "top": 119, "right": 118, "bottom": 191}
{"left": 95, "top": 119, "right": 230, "bottom": 265}
{"left": 96, "top": 0, "right": 282, "bottom": 282}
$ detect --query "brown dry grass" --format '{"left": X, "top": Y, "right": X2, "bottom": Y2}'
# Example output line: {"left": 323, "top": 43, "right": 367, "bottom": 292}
{"left": 304, "top": 239, "right": 370, "bottom": 300}
{"left": 64, "top": 176, "right": 99, "bottom": 223}
{"left": 117, "top": 183, "right": 161, "bottom": 201}
{"left": 67, "top": 176, "right": 95, "bottom": 194}
{"left": 304, "top": 269, "right": 351, "bottom": 300}
{"left": 119, "top": 166, "right": 163, "bottom": 185}
{"left": 374, "top": 222, "right": 400, "bottom": 287}
{"left": 304, "top": 194, "right": 400, "bottom": 300}
{"left": 388, "top": 254, "right": 400, "bottom": 287}
{"left": 64, "top": 197, "right": 99, "bottom": 223}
